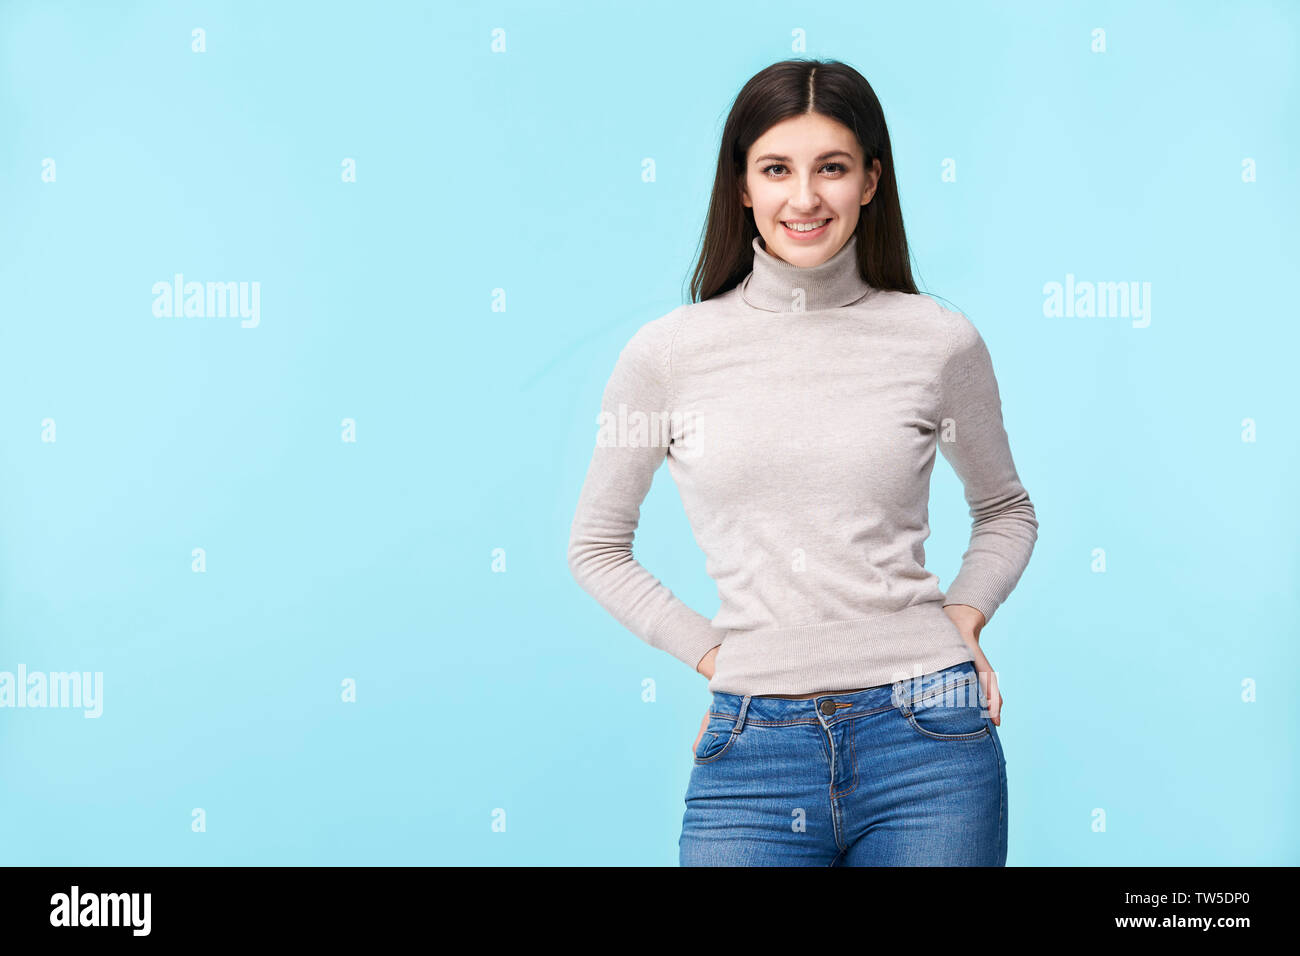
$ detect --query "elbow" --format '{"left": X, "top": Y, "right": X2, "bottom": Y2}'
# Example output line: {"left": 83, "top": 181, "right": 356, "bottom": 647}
{"left": 567, "top": 531, "right": 600, "bottom": 591}
{"left": 567, "top": 533, "right": 587, "bottom": 586}
{"left": 1020, "top": 491, "right": 1039, "bottom": 538}
{"left": 1007, "top": 494, "right": 1038, "bottom": 544}
{"left": 1012, "top": 495, "right": 1039, "bottom": 556}
{"left": 972, "top": 488, "right": 1038, "bottom": 543}
{"left": 568, "top": 530, "right": 635, "bottom": 599}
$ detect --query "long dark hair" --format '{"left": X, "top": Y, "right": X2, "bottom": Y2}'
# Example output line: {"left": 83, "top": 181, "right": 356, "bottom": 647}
{"left": 689, "top": 58, "right": 919, "bottom": 303}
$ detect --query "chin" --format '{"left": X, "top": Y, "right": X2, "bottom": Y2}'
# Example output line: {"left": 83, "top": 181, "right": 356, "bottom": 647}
{"left": 768, "top": 230, "right": 842, "bottom": 264}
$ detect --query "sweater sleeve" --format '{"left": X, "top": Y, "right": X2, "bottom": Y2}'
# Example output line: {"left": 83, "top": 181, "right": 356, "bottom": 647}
{"left": 935, "top": 313, "right": 1039, "bottom": 626}
{"left": 567, "top": 310, "right": 725, "bottom": 672}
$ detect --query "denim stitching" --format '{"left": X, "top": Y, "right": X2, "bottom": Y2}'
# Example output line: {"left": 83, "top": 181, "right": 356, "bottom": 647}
{"left": 693, "top": 727, "right": 739, "bottom": 763}
{"left": 904, "top": 672, "right": 979, "bottom": 707}
{"left": 705, "top": 708, "right": 894, "bottom": 726}
{"left": 829, "top": 718, "right": 859, "bottom": 800}
{"left": 989, "top": 720, "right": 1006, "bottom": 864}
{"left": 820, "top": 722, "right": 849, "bottom": 853}
{"left": 903, "top": 711, "right": 990, "bottom": 741}
{"left": 705, "top": 713, "right": 823, "bottom": 726}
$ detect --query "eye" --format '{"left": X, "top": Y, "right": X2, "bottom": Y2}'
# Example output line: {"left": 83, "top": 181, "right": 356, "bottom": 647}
{"left": 760, "top": 162, "right": 848, "bottom": 178}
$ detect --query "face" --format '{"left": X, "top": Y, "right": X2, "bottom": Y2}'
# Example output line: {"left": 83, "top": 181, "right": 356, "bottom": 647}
{"left": 740, "top": 112, "right": 882, "bottom": 267}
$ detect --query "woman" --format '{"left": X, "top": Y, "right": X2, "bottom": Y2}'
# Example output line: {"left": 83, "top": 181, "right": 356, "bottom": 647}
{"left": 567, "top": 59, "right": 1037, "bottom": 866}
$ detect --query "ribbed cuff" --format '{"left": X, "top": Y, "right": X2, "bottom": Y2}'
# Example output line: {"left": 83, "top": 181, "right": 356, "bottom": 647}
{"left": 647, "top": 600, "right": 725, "bottom": 673}
{"left": 941, "top": 580, "right": 1003, "bottom": 627}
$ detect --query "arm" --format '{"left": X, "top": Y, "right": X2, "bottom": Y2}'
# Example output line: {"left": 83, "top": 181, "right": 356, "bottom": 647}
{"left": 567, "top": 310, "right": 723, "bottom": 672}
{"left": 935, "top": 313, "right": 1039, "bottom": 627}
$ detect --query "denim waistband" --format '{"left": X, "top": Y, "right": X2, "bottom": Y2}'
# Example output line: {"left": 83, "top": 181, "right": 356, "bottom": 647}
{"left": 706, "top": 659, "right": 983, "bottom": 729}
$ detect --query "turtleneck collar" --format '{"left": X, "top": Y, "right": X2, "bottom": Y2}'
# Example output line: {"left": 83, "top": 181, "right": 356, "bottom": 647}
{"left": 740, "top": 232, "right": 874, "bottom": 313}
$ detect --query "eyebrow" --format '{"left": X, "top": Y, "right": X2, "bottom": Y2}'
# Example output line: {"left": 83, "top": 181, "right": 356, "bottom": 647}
{"left": 752, "top": 150, "right": 854, "bottom": 164}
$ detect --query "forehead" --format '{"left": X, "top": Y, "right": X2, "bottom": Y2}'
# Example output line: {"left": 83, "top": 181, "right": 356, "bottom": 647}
{"left": 747, "top": 113, "right": 860, "bottom": 162}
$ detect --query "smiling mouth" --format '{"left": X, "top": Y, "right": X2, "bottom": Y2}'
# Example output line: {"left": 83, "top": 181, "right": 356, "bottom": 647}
{"left": 781, "top": 218, "right": 831, "bottom": 233}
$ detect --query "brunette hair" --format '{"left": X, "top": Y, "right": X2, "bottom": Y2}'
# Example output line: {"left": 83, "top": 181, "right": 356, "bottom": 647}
{"left": 688, "top": 58, "right": 919, "bottom": 302}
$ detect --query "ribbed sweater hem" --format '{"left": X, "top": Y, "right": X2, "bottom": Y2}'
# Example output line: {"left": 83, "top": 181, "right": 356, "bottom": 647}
{"left": 707, "top": 602, "right": 977, "bottom": 697}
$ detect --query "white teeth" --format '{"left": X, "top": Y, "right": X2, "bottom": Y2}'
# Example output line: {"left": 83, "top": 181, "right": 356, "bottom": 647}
{"left": 783, "top": 219, "right": 829, "bottom": 232}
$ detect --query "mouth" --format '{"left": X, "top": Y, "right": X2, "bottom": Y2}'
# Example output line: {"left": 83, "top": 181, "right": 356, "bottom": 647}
{"left": 780, "top": 218, "right": 831, "bottom": 239}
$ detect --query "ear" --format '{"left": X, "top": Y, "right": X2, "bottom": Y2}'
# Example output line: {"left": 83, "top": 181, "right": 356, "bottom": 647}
{"left": 861, "top": 158, "right": 883, "bottom": 205}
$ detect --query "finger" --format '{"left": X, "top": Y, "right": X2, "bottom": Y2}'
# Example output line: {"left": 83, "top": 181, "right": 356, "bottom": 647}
{"left": 982, "top": 688, "right": 999, "bottom": 724}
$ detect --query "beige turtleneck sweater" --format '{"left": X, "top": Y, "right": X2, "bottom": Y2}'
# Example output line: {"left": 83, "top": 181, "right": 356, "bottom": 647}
{"left": 567, "top": 233, "right": 1038, "bottom": 696}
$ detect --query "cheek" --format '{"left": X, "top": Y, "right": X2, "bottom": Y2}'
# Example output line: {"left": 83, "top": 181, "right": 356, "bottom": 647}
{"left": 744, "top": 180, "right": 785, "bottom": 217}
{"left": 825, "top": 183, "right": 867, "bottom": 217}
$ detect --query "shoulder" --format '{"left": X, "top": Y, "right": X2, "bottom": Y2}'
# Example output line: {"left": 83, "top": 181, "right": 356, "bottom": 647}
{"left": 919, "top": 296, "right": 985, "bottom": 362}
{"left": 624, "top": 292, "right": 740, "bottom": 361}
{"left": 607, "top": 306, "right": 691, "bottom": 391}
{"left": 619, "top": 305, "right": 687, "bottom": 358}
{"left": 922, "top": 295, "right": 978, "bottom": 340}
{"left": 678, "top": 286, "right": 746, "bottom": 326}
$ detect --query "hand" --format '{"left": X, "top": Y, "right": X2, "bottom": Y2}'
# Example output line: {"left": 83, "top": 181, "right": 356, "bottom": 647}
{"left": 692, "top": 711, "right": 709, "bottom": 755}
{"left": 695, "top": 645, "right": 721, "bottom": 680}
{"left": 942, "top": 604, "right": 1002, "bottom": 726}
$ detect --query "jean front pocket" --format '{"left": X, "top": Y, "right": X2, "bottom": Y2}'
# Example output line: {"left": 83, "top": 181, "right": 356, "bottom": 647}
{"left": 898, "top": 668, "right": 990, "bottom": 742}
{"left": 693, "top": 712, "right": 740, "bottom": 763}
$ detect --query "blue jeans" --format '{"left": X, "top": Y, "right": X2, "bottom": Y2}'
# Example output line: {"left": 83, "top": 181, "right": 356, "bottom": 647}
{"left": 679, "top": 660, "right": 1007, "bottom": 866}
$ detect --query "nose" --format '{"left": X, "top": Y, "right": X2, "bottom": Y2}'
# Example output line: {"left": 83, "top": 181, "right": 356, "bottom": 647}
{"left": 789, "top": 177, "right": 822, "bottom": 213}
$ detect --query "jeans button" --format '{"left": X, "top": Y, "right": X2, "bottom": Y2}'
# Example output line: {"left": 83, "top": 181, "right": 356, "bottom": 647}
{"left": 818, "top": 700, "right": 836, "bottom": 716}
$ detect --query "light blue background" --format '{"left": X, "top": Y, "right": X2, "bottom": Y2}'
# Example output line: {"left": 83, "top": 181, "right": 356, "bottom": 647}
{"left": 1, "top": 0, "right": 1296, "bottom": 865}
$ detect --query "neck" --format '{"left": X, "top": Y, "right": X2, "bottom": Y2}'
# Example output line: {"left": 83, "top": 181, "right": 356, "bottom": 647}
{"left": 740, "top": 233, "right": 874, "bottom": 313}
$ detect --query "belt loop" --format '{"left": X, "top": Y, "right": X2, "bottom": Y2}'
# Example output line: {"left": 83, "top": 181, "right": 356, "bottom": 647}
{"left": 733, "top": 695, "right": 752, "bottom": 734}
{"left": 891, "top": 681, "right": 912, "bottom": 717}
